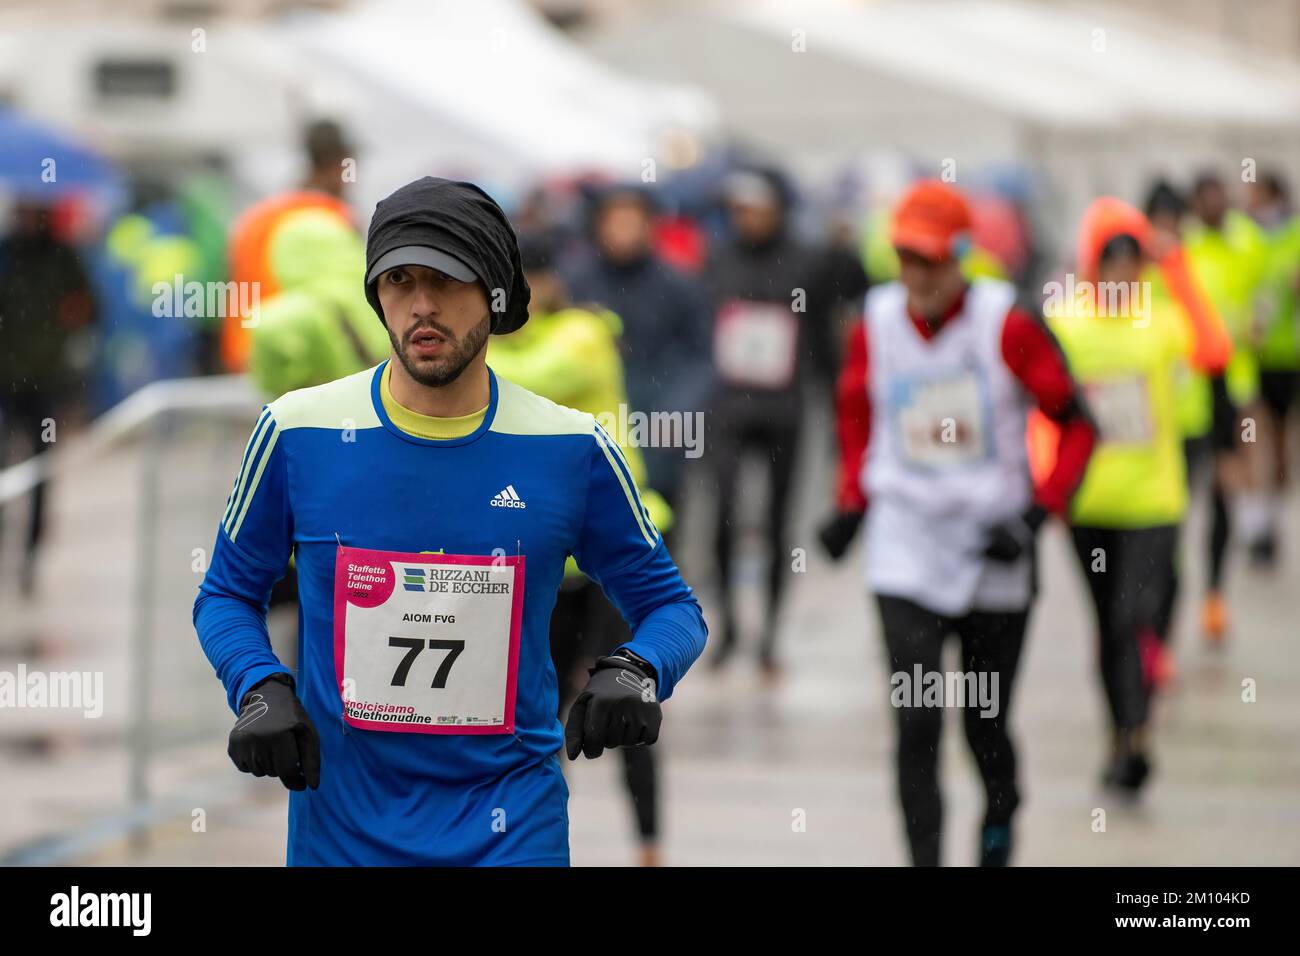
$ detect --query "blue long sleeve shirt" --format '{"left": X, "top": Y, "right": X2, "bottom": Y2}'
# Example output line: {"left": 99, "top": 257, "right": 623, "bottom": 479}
{"left": 193, "top": 362, "right": 707, "bottom": 865}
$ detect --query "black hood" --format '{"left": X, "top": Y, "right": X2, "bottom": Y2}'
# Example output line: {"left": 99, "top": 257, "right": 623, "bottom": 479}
{"left": 364, "top": 176, "right": 530, "bottom": 335}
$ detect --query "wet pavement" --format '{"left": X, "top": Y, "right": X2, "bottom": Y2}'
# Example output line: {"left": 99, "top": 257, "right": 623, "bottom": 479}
{"left": 2, "top": 411, "right": 1297, "bottom": 866}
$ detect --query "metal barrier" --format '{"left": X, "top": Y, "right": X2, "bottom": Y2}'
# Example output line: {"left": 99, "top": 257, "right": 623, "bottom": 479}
{"left": 0, "top": 374, "right": 262, "bottom": 858}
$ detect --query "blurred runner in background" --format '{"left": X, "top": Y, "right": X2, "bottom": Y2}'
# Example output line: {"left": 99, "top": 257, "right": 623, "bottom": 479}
{"left": 564, "top": 184, "right": 713, "bottom": 540}
{"left": 1244, "top": 171, "right": 1300, "bottom": 568}
{"left": 1046, "top": 198, "right": 1229, "bottom": 794}
{"left": 1179, "top": 175, "right": 1262, "bottom": 642}
{"left": 704, "top": 166, "right": 850, "bottom": 677}
{"left": 0, "top": 199, "right": 97, "bottom": 597}
{"left": 221, "top": 120, "right": 355, "bottom": 373}
{"left": 820, "top": 181, "right": 1095, "bottom": 865}
{"left": 489, "top": 234, "right": 674, "bottom": 866}
{"left": 247, "top": 208, "right": 389, "bottom": 397}
{"left": 93, "top": 180, "right": 216, "bottom": 409}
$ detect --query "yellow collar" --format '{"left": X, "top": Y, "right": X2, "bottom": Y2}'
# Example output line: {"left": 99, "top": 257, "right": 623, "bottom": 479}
{"left": 380, "top": 362, "right": 488, "bottom": 440}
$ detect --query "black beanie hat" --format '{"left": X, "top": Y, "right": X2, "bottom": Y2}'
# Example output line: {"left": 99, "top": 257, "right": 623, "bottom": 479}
{"left": 364, "top": 177, "right": 531, "bottom": 335}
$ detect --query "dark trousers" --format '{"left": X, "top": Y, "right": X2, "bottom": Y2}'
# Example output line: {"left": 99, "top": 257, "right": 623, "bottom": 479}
{"left": 876, "top": 594, "right": 1029, "bottom": 867}
{"left": 712, "top": 417, "right": 800, "bottom": 659}
{"left": 550, "top": 578, "right": 657, "bottom": 841}
{"left": 1069, "top": 525, "right": 1177, "bottom": 731}
{"left": 0, "top": 392, "right": 53, "bottom": 570}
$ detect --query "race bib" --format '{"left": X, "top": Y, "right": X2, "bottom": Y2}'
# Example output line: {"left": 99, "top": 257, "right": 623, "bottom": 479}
{"left": 892, "top": 371, "right": 990, "bottom": 469}
{"left": 1086, "top": 376, "right": 1153, "bottom": 446}
{"left": 714, "top": 300, "right": 799, "bottom": 389}
{"left": 333, "top": 546, "right": 524, "bottom": 735}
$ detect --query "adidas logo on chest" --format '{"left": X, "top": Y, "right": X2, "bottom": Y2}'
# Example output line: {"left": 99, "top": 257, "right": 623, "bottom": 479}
{"left": 490, "top": 485, "right": 527, "bottom": 509}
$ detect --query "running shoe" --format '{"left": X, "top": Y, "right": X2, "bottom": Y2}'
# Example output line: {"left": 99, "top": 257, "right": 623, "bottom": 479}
{"left": 979, "top": 824, "right": 1013, "bottom": 867}
{"left": 1201, "top": 592, "right": 1229, "bottom": 646}
{"left": 1103, "top": 732, "right": 1153, "bottom": 794}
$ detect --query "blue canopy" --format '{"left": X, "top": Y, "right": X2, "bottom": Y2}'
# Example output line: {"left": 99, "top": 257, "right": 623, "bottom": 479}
{"left": 0, "top": 106, "right": 122, "bottom": 199}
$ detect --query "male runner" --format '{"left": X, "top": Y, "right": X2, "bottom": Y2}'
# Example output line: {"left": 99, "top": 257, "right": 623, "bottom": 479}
{"left": 820, "top": 181, "right": 1095, "bottom": 865}
{"left": 194, "top": 177, "right": 708, "bottom": 866}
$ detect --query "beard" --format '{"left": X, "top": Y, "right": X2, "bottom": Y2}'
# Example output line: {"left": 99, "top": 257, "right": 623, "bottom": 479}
{"left": 388, "top": 313, "right": 491, "bottom": 388}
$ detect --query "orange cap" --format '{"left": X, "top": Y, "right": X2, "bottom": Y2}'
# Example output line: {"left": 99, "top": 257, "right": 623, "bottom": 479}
{"left": 891, "top": 180, "right": 973, "bottom": 262}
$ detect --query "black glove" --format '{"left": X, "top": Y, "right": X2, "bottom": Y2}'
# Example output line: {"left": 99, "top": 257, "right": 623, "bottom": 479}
{"left": 818, "top": 509, "right": 865, "bottom": 561}
{"left": 564, "top": 653, "right": 662, "bottom": 760}
{"left": 228, "top": 673, "right": 321, "bottom": 791}
{"left": 983, "top": 505, "right": 1048, "bottom": 563}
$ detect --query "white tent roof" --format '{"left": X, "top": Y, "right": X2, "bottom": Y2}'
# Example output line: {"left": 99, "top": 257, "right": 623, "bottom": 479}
{"left": 731, "top": 0, "right": 1300, "bottom": 131}
{"left": 272, "top": 0, "right": 717, "bottom": 192}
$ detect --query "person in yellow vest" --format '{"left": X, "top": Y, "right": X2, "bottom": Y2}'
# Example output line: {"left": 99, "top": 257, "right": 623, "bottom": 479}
{"left": 487, "top": 234, "right": 673, "bottom": 867}
{"left": 1180, "top": 175, "right": 1266, "bottom": 641}
{"left": 1047, "top": 197, "right": 1230, "bottom": 794}
{"left": 1244, "top": 172, "right": 1300, "bottom": 566}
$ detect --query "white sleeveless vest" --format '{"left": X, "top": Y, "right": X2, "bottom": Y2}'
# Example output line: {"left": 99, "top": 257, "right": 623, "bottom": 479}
{"left": 861, "top": 278, "right": 1034, "bottom": 615}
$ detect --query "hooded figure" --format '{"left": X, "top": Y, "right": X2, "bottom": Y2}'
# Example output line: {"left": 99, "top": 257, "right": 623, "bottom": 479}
{"left": 248, "top": 208, "right": 391, "bottom": 398}
{"left": 223, "top": 190, "right": 353, "bottom": 373}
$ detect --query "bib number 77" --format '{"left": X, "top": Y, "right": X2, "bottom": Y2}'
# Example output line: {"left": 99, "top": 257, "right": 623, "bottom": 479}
{"left": 334, "top": 546, "right": 524, "bottom": 734}
{"left": 389, "top": 636, "right": 464, "bottom": 688}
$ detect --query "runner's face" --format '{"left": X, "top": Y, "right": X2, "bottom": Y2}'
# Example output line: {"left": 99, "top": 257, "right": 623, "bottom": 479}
{"left": 378, "top": 265, "right": 492, "bottom": 387}
{"left": 729, "top": 200, "right": 781, "bottom": 244}
{"left": 1097, "top": 253, "right": 1142, "bottom": 288}
{"left": 596, "top": 200, "right": 652, "bottom": 263}
{"left": 897, "top": 250, "right": 964, "bottom": 319}
{"left": 1194, "top": 183, "right": 1227, "bottom": 228}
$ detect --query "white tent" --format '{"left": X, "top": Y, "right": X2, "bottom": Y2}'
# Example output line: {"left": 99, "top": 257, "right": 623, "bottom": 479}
{"left": 0, "top": 0, "right": 718, "bottom": 213}
{"left": 266, "top": 0, "right": 718, "bottom": 208}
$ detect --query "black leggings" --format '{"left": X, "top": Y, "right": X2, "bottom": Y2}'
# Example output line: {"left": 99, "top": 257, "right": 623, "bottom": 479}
{"left": 550, "top": 579, "right": 657, "bottom": 841}
{"left": 1070, "top": 525, "right": 1177, "bottom": 731}
{"left": 1158, "top": 437, "right": 1229, "bottom": 641}
{"left": 712, "top": 417, "right": 800, "bottom": 659}
{"left": 1206, "top": 374, "right": 1236, "bottom": 591}
{"left": 876, "top": 595, "right": 1028, "bottom": 867}
{"left": 1259, "top": 369, "right": 1298, "bottom": 422}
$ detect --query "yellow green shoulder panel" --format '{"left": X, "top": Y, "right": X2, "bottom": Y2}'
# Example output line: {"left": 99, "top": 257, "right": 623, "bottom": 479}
{"left": 267, "top": 364, "right": 383, "bottom": 431}
{"left": 490, "top": 375, "right": 595, "bottom": 437}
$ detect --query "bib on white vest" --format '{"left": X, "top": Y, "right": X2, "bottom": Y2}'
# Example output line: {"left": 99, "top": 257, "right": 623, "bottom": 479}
{"left": 861, "top": 278, "right": 1033, "bottom": 615}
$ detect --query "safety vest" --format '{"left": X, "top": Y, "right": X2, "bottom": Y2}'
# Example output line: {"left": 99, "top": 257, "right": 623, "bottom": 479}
{"left": 1047, "top": 298, "right": 1188, "bottom": 528}
{"left": 1254, "top": 216, "right": 1300, "bottom": 371}
{"left": 1185, "top": 213, "right": 1264, "bottom": 403}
